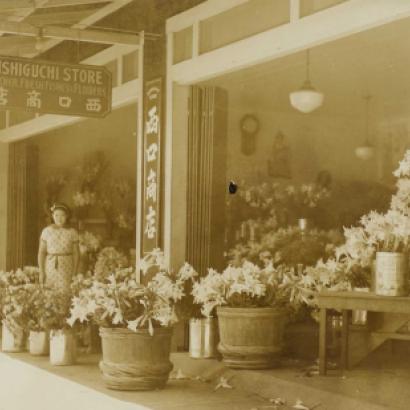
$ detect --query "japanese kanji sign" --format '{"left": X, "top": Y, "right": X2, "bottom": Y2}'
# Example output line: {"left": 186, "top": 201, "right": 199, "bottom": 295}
{"left": 0, "top": 55, "right": 112, "bottom": 117}
{"left": 141, "top": 78, "right": 162, "bottom": 255}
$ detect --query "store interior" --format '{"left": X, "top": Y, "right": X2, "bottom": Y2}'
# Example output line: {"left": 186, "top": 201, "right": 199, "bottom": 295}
{"left": 195, "top": 17, "right": 410, "bottom": 266}
{"left": 25, "top": 103, "right": 138, "bottom": 267}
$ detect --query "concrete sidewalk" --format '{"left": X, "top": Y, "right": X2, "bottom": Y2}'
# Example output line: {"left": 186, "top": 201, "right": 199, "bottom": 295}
{"left": 1, "top": 347, "right": 406, "bottom": 410}
{"left": 0, "top": 352, "right": 268, "bottom": 410}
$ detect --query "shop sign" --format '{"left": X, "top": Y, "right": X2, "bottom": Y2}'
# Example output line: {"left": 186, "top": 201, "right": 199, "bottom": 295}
{"left": 0, "top": 55, "right": 112, "bottom": 118}
{"left": 141, "top": 78, "right": 162, "bottom": 256}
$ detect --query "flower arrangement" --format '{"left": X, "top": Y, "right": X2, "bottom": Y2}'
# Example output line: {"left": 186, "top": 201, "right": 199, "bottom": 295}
{"left": 94, "top": 247, "right": 129, "bottom": 281}
{"left": 285, "top": 183, "right": 330, "bottom": 219}
{"left": 225, "top": 181, "right": 287, "bottom": 246}
{"left": 43, "top": 290, "right": 73, "bottom": 330}
{"left": 68, "top": 250, "right": 197, "bottom": 335}
{"left": 71, "top": 272, "right": 94, "bottom": 296}
{"left": 227, "top": 226, "right": 343, "bottom": 269}
{"left": 79, "top": 231, "right": 101, "bottom": 255}
{"left": 286, "top": 161, "right": 410, "bottom": 309}
{"left": 26, "top": 285, "right": 71, "bottom": 332}
{"left": 1, "top": 277, "right": 70, "bottom": 335}
{"left": 73, "top": 190, "right": 97, "bottom": 208}
{"left": 292, "top": 258, "right": 352, "bottom": 310}
{"left": 0, "top": 267, "right": 39, "bottom": 323}
{"left": 340, "top": 150, "right": 410, "bottom": 256}
{"left": 2, "top": 284, "right": 33, "bottom": 335}
{"left": 192, "top": 261, "right": 296, "bottom": 317}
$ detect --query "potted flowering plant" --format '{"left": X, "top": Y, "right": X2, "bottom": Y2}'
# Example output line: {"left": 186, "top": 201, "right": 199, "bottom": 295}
{"left": 25, "top": 285, "right": 49, "bottom": 355}
{"left": 94, "top": 247, "right": 128, "bottom": 281}
{"left": 285, "top": 183, "right": 330, "bottom": 228}
{"left": 227, "top": 226, "right": 342, "bottom": 270}
{"left": 192, "top": 262, "right": 297, "bottom": 369}
{"left": 339, "top": 150, "right": 410, "bottom": 296}
{"left": 25, "top": 285, "right": 71, "bottom": 357}
{"left": 67, "top": 250, "right": 197, "bottom": 391}
{"left": 45, "top": 290, "right": 76, "bottom": 365}
{"left": 0, "top": 267, "right": 39, "bottom": 352}
{"left": 2, "top": 284, "right": 31, "bottom": 352}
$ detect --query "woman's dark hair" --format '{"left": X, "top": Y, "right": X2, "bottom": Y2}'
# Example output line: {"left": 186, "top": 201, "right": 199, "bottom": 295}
{"left": 50, "top": 202, "right": 72, "bottom": 220}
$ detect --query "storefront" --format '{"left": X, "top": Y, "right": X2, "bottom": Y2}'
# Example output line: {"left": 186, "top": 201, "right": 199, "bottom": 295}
{"left": 164, "top": 0, "right": 410, "bottom": 271}
{"left": 0, "top": 15, "right": 144, "bottom": 272}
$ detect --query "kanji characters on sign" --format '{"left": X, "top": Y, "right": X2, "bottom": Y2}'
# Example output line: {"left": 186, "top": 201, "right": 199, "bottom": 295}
{"left": 27, "top": 90, "right": 41, "bottom": 109}
{"left": 0, "top": 55, "right": 111, "bottom": 117}
{"left": 142, "top": 78, "right": 162, "bottom": 255}
{"left": 0, "top": 87, "right": 8, "bottom": 105}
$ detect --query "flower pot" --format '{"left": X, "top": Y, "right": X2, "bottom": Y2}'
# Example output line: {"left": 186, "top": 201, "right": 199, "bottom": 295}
{"left": 352, "top": 287, "right": 370, "bottom": 325}
{"left": 99, "top": 327, "right": 173, "bottom": 391}
{"left": 375, "top": 252, "right": 408, "bottom": 296}
{"left": 189, "top": 317, "right": 219, "bottom": 359}
{"left": 29, "top": 331, "right": 49, "bottom": 356}
{"left": 49, "top": 329, "right": 76, "bottom": 365}
{"left": 217, "top": 306, "right": 285, "bottom": 369}
{"left": 1, "top": 322, "right": 25, "bottom": 352}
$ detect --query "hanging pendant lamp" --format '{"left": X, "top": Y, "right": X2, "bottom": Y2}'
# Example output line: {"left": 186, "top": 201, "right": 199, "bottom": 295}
{"left": 290, "top": 49, "right": 324, "bottom": 113}
{"left": 355, "top": 95, "right": 375, "bottom": 161}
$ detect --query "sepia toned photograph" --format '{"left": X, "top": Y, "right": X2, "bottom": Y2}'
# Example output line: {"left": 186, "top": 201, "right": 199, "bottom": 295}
{"left": 0, "top": 1, "right": 409, "bottom": 409}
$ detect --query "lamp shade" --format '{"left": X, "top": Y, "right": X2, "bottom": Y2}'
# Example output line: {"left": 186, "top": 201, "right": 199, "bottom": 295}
{"left": 290, "top": 81, "right": 324, "bottom": 113}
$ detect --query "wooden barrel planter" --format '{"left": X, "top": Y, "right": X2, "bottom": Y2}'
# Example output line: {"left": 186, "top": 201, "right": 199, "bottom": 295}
{"left": 29, "top": 331, "right": 49, "bottom": 356}
{"left": 99, "top": 327, "right": 174, "bottom": 391}
{"left": 189, "top": 317, "right": 219, "bottom": 359}
{"left": 1, "top": 322, "right": 25, "bottom": 352}
{"left": 50, "top": 329, "right": 76, "bottom": 365}
{"left": 217, "top": 306, "right": 285, "bottom": 369}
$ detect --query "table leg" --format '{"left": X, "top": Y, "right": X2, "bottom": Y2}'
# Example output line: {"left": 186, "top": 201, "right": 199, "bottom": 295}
{"left": 341, "top": 310, "right": 349, "bottom": 371}
{"left": 319, "top": 308, "right": 328, "bottom": 375}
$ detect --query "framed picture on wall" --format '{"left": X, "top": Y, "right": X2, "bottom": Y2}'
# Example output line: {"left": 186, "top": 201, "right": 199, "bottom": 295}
{"left": 268, "top": 131, "right": 292, "bottom": 178}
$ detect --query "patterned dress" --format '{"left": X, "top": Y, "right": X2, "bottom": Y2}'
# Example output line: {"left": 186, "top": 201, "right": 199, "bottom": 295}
{"left": 40, "top": 225, "right": 79, "bottom": 295}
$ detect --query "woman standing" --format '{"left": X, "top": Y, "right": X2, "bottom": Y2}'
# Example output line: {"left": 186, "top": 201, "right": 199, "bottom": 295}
{"left": 38, "top": 203, "right": 79, "bottom": 293}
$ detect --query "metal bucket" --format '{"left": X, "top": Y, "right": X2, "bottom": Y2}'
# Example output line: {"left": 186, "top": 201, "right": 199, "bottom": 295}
{"left": 29, "top": 331, "right": 49, "bottom": 356}
{"left": 375, "top": 252, "right": 408, "bottom": 296}
{"left": 49, "top": 329, "right": 76, "bottom": 365}
{"left": 1, "top": 322, "right": 25, "bottom": 352}
{"left": 352, "top": 287, "right": 370, "bottom": 325}
{"left": 189, "top": 317, "right": 219, "bottom": 359}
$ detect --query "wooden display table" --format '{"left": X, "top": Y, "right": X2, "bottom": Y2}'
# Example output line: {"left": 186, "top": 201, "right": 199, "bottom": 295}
{"left": 318, "top": 290, "right": 410, "bottom": 375}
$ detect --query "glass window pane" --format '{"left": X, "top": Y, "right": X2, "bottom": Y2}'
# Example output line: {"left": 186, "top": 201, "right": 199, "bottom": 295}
{"left": 122, "top": 51, "right": 139, "bottom": 83}
{"left": 300, "top": 0, "right": 347, "bottom": 17}
{"left": 200, "top": 0, "right": 290, "bottom": 54}
{"left": 173, "top": 26, "right": 193, "bottom": 64}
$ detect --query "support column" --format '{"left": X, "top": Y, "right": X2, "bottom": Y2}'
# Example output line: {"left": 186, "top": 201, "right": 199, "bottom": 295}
{"left": 166, "top": 82, "right": 189, "bottom": 269}
{"left": 0, "top": 142, "right": 8, "bottom": 270}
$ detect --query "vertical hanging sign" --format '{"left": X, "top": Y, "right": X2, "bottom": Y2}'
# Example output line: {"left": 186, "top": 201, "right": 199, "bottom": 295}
{"left": 142, "top": 78, "right": 162, "bottom": 256}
